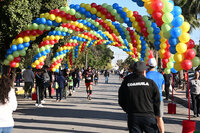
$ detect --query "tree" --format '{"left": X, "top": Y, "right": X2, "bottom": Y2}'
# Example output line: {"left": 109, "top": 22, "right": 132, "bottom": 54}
{"left": 0, "top": 0, "right": 67, "bottom": 61}
{"left": 174, "top": 0, "right": 200, "bottom": 29}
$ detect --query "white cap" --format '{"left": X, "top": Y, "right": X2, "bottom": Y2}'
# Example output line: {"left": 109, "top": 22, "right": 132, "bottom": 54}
{"left": 148, "top": 58, "right": 157, "bottom": 67}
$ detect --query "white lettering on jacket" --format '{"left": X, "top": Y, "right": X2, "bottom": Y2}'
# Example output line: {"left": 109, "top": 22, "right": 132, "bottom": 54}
{"left": 127, "top": 82, "right": 149, "bottom": 87}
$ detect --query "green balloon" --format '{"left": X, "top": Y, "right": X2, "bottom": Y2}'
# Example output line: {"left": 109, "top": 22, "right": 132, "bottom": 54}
{"left": 40, "top": 46, "right": 45, "bottom": 52}
{"left": 148, "top": 34, "right": 154, "bottom": 41}
{"left": 145, "top": 21, "right": 152, "bottom": 27}
{"left": 98, "top": 25, "right": 103, "bottom": 30}
{"left": 52, "top": 58, "right": 56, "bottom": 62}
{"left": 94, "top": 22, "right": 99, "bottom": 27}
{"left": 63, "top": 27, "right": 68, "bottom": 32}
{"left": 69, "top": 9, "right": 76, "bottom": 15}
{"left": 64, "top": 7, "right": 70, "bottom": 13}
{"left": 68, "top": 29, "right": 73, "bottom": 33}
{"left": 58, "top": 27, "right": 63, "bottom": 31}
{"left": 164, "top": 68, "right": 171, "bottom": 74}
{"left": 27, "top": 24, "right": 32, "bottom": 30}
{"left": 192, "top": 57, "right": 200, "bottom": 67}
{"left": 59, "top": 7, "right": 65, "bottom": 11}
{"left": 163, "top": 31, "right": 171, "bottom": 39}
{"left": 162, "top": 13, "right": 174, "bottom": 24}
{"left": 142, "top": 16, "right": 149, "bottom": 22}
{"left": 45, "top": 45, "right": 50, "bottom": 49}
{"left": 56, "top": 56, "right": 60, "bottom": 60}
{"left": 102, "top": 3, "right": 108, "bottom": 8}
{"left": 19, "top": 50, "right": 26, "bottom": 56}
{"left": 36, "top": 48, "right": 40, "bottom": 53}
{"left": 4, "top": 59, "right": 10, "bottom": 66}
{"left": 74, "top": 40, "right": 77, "bottom": 43}
{"left": 106, "top": 5, "right": 113, "bottom": 12}
{"left": 169, "top": 56, "right": 174, "bottom": 62}
{"left": 147, "top": 27, "right": 154, "bottom": 33}
{"left": 13, "top": 51, "right": 19, "bottom": 57}
{"left": 81, "top": 15, "right": 86, "bottom": 19}
{"left": 7, "top": 55, "right": 14, "bottom": 61}
{"left": 75, "top": 12, "right": 81, "bottom": 18}
{"left": 111, "top": 9, "right": 117, "bottom": 16}
{"left": 45, "top": 25, "right": 51, "bottom": 31}
{"left": 115, "top": 14, "right": 121, "bottom": 21}
{"left": 125, "top": 31, "right": 130, "bottom": 36}
{"left": 162, "top": 2, "right": 173, "bottom": 13}
{"left": 32, "top": 23, "right": 39, "bottom": 30}
{"left": 39, "top": 24, "right": 45, "bottom": 31}
{"left": 167, "top": 62, "right": 173, "bottom": 69}
{"left": 119, "top": 18, "right": 124, "bottom": 23}
{"left": 161, "top": 23, "right": 172, "bottom": 33}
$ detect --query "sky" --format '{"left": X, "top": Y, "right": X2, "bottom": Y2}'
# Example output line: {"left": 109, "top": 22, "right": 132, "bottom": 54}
{"left": 69, "top": 0, "right": 200, "bottom": 65}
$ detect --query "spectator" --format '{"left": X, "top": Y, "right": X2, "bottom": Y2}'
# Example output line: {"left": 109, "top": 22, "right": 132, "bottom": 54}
{"left": 0, "top": 73, "right": 17, "bottom": 133}
{"left": 118, "top": 61, "right": 160, "bottom": 133}
{"left": 43, "top": 68, "right": 52, "bottom": 99}
{"left": 163, "top": 73, "right": 171, "bottom": 100}
{"left": 94, "top": 70, "right": 99, "bottom": 85}
{"left": 23, "top": 66, "right": 34, "bottom": 99}
{"left": 146, "top": 58, "right": 165, "bottom": 133}
{"left": 56, "top": 71, "right": 66, "bottom": 102}
{"left": 104, "top": 70, "right": 109, "bottom": 84}
{"left": 189, "top": 71, "right": 200, "bottom": 117}
{"left": 15, "top": 68, "right": 22, "bottom": 86}
{"left": 35, "top": 70, "right": 44, "bottom": 107}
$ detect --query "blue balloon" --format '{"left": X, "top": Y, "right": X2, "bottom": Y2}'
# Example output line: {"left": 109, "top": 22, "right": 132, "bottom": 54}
{"left": 132, "top": 0, "right": 137, "bottom": 2}
{"left": 91, "top": 14, "right": 97, "bottom": 20}
{"left": 154, "top": 34, "right": 161, "bottom": 41}
{"left": 7, "top": 49, "right": 12, "bottom": 54}
{"left": 46, "top": 49, "right": 50, "bottom": 53}
{"left": 75, "top": 4, "right": 80, "bottom": 11}
{"left": 61, "top": 32, "right": 66, "bottom": 36}
{"left": 86, "top": 22, "right": 91, "bottom": 27}
{"left": 17, "top": 44, "right": 24, "bottom": 51}
{"left": 170, "top": 27, "right": 182, "bottom": 38}
{"left": 52, "top": 21, "right": 59, "bottom": 26}
{"left": 35, "top": 18, "right": 41, "bottom": 24}
{"left": 137, "top": 1, "right": 144, "bottom": 7}
{"left": 37, "top": 53, "right": 42, "bottom": 57}
{"left": 40, "top": 18, "right": 46, "bottom": 24}
{"left": 169, "top": 0, "right": 174, "bottom": 6}
{"left": 56, "top": 31, "right": 61, "bottom": 36}
{"left": 11, "top": 45, "right": 17, "bottom": 51}
{"left": 41, "top": 51, "right": 47, "bottom": 56}
{"left": 120, "top": 12, "right": 127, "bottom": 19}
{"left": 79, "top": 7, "right": 86, "bottom": 14}
{"left": 151, "top": 22, "right": 157, "bottom": 28}
{"left": 168, "top": 37, "right": 179, "bottom": 47}
{"left": 171, "top": 68, "right": 178, "bottom": 73}
{"left": 46, "top": 20, "right": 52, "bottom": 26}
{"left": 124, "top": 17, "right": 130, "bottom": 23}
{"left": 127, "top": 21, "right": 132, "bottom": 27}
{"left": 69, "top": 4, "right": 75, "bottom": 9}
{"left": 141, "top": 40, "right": 146, "bottom": 45}
{"left": 59, "top": 51, "right": 63, "bottom": 55}
{"left": 117, "top": 7, "right": 123, "bottom": 14}
{"left": 169, "top": 46, "right": 177, "bottom": 54}
{"left": 85, "top": 11, "right": 92, "bottom": 18}
{"left": 91, "top": 25, "right": 95, "bottom": 30}
{"left": 55, "top": 69, "right": 59, "bottom": 73}
{"left": 52, "top": 31, "right": 56, "bottom": 35}
{"left": 172, "top": 6, "right": 182, "bottom": 16}
{"left": 153, "top": 28, "right": 160, "bottom": 34}
{"left": 23, "top": 42, "right": 30, "bottom": 47}
{"left": 172, "top": 17, "right": 183, "bottom": 27}
{"left": 112, "top": 3, "right": 119, "bottom": 9}
{"left": 94, "top": 27, "right": 98, "bottom": 31}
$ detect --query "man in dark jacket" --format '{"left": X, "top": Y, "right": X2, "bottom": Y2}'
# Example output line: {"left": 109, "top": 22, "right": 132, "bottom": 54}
{"left": 118, "top": 61, "right": 160, "bottom": 133}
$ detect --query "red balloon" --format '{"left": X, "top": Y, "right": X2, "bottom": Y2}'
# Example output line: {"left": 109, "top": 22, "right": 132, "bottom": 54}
{"left": 141, "top": 27, "right": 147, "bottom": 33}
{"left": 70, "top": 25, "right": 76, "bottom": 30}
{"left": 91, "top": 3, "right": 97, "bottom": 7}
{"left": 50, "top": 40, "right": 55, "bottom": 45}
{"left": 14, "top": 57, "right": 21, "bottom": 62}
{"left": 31, "top": 30, "right": 37, "bottom": 36}
{"left": 133, "top": 11, "right": 139, "bottom": 16}
{"left": 49, "top": 10, "right": 54, "bottom": 14}
{"left": 152, "top": 11, "right": 163, "bottom": 20}
{"left": 40, "top": 62, "right": 44, "bottom": 66}
{"left": 10, "top": 61, "right": 16, "bottom": 68}
{"left": 164, "top": 51, "right": 171, "bottom": 59}
{"left": 135, "top": 15, "right": 143, "bottom": 21}
{"left": 75, "top": 27, "right": 80, "bottom": 31}
{"left": 72, "top": 16, "right": 77, "bottom": 21}
{"left": 162, "top": 58, "right": 169, "bottom": 65}
{"left": 184, "top": 49, "right": 196, "bottom": 60}
{"left": 110, "top": 16, "right": 115, "bottom": 22}
{"left": 156, "top": 19, "right": 163, "bottom": 27}
{"left": 149, "top": 54, "right": 154, "bottom": 59}
{"left": 59, "top": 11, "right": 66, "bottom": 17}
{"left": 132, "top": 54, "right": 135, "bottom": 58}
{"left": 44, "top": 40, "right": 50, "bottom": 45}
{"left": 163, "top": 64, "right": 167, "bottom": 68}
{"left": 101, "top": 8, "right": 108, "bottom": 15}
{"left": 181, "top": 60, "right": 192, "bottom": 70}
{"left": 36, "top": 65, "right": 41, "bottom": 69}
{"left": 65, "top": 14, "right": 72, "bottom": 20}
{"left": 96, "top": 5, "right": 103, "bottom": 11}
{"left": 138, "top": 21, "right": 146, "bottom": 28}
{"left": 106, "top": 13, "right": 112, "bottom": 19}
{"left": 152, "top": 1, "right": 163, "bottom": 11}
{"left": 186, "top": 39, "right": 195, "bottom": 49}
{"left": 54, "top": 9, "right": 60, "bottom": 16}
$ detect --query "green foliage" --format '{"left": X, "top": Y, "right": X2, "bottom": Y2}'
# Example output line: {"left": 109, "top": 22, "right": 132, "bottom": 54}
{"left": 74, "top": 45, "right": 114, "bottom": 69}
{"left": 116, "top": 56, "right": 134, "bottom": 70}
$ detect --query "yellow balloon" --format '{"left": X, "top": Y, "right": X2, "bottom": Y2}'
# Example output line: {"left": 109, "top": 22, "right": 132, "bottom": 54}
{"left": 31, "top": 63, "right": 36, "bottom": 68}
{"left": 174, "top": 53, "right": 184, "bottom": 63}
{"left": 78, "top": 23, "right": 84, "bottom": 28}
{"left": 55, "top": 17, "right": 62, "bottom": 23}
{"left": 130, "top": 17, "right": 135, "bottom": 22}
{"left": 90, "top": 8, "right": 97, "bottom": 14}
{"left": 83, "top": 26, "right": 87, "bottom": 30}
{"left": 17, "top": 37, "right": 23, "bottom": 44}
{"left": 62, "top": 18, "right": 68, "bottom": 23}
{"left": 35, "top": 60, "right": 40, "bottom": 65}
{"left": 52, "top": 68, "right": 56, "bottom": 72}
{"left": 80, "top": 3, "right": 85, "bottom": 7}
{"left": 55, "top": 35, "right": 60, "bottom": 40}
{"left": 49, "top": 14, "right": 56, "bottom": 21}
{"left": 176, "top": 43, "right": 187, "bottom": 54}
{"left": 15, "top": 63, "right": 19, "bottom": 68}
{"left": 44, "top": 13, "right": 49, "bottom": 19}
{"left": 85, "top": 4, "right": 91, "bottom": 11}
{"left": 23, "top": 36, "right": 30, "bottom": 43}
{"left": 40, "top": 13, "right": 45, "bottom": 18}
{"left": 101, "top": 15, "right": 106, "bottom": 20}
{"left": 179, "top": 32, "right": 190, "bottom": 43}
{"left": 30, "top": 36, "right": 36, "bottom": 41}
{"left": 159, "top": 49, "right": 166, "bottom": 55}
{"left": 97, "top": 12, "right": 102, "bottom": 17}
{"left": 123, "top": 7, "right": 129, "bottom": 12}
{"left": 127, "top": 11, "right": 133, "bottom": 18}
{"left": 50, "top": 35, "right": 55, "bottom": 40}
{"left": 180, "top": 22, "right": 190, "bottom": 32}
{"left": 39, "top": 57, "right": 44, "bottom": 62}
{"left": 160, "top": 43, "right": 167, "bottom": 49}
{"left": 174, "top": 62, "right": 183, "bottom": 71}
{"left": 55, "top": 65, "right": 59, "bottom": 69}
{"left": 160, "top": 54, "right": 164, "bottom": 59}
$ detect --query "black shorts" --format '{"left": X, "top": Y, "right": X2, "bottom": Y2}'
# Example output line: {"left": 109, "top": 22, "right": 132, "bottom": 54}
{"left": 69, "top": 86, "right": 73, "bottom": 90}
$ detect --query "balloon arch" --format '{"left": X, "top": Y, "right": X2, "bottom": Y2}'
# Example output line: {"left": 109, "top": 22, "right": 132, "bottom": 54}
{"left": 3, "top": 1, "right": 200, "bottom": 74}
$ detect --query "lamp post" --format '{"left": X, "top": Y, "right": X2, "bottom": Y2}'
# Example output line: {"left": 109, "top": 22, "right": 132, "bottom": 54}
{"left": 85, "top": 50, "right": 88, "bottom": 69}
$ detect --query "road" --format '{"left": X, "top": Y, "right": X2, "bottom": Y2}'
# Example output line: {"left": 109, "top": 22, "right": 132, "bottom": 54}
{"left": 13, "top": 74, "right": 200, "bottom": 133}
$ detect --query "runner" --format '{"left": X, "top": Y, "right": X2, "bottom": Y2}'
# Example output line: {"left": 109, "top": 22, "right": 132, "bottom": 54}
{"left": 85, "top": 67, "right": 94, "bottom": 100}
{"left": 94, "top": 69, "right": 99, "bottom": 85}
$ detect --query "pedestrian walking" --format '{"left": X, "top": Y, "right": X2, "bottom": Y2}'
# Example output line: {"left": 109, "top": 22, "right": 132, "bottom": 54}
{"left": 68, "top": 73, "right": 73, "bottom": 96}
{"left": 118, "top": 61, "right": 160, "bottom": 133}
{"left": 85, "top": 67, "right": 94, "bottom": 100}
{"left": 35, "top": 70, "right": 45, "bottom": 107}
{"left": 189, "top": 71, "right": 200, "bottom": 117}
{"left": 43, "top": 68, "right": 52, "bottom": 99}
{"left": 23, "top": 66, "right": 34, "bottom": 99}
{"left": 104, "top": 70, "right": 109, "bottom": 84}
{"left": 56, "top": 71, "right": 66, "bottom": 102}
{"left": 163, "top": 73, "right": 171, "bottom": 100}
{"left": 146, "top": 58, "right": 165, "bottom": 133}
{"left": 94, "top": 70, "right": 99, "bottom": 85}
{"left": 0, "top": 73, "right": 17, "bottom": 133}
{"left": 15, "top": 68, "right": 22, "bottom": 86}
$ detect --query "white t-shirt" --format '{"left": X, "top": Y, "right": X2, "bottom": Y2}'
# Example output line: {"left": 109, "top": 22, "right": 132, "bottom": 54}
{"left": 0, "top": 88, "right": 17, "bottom": 127}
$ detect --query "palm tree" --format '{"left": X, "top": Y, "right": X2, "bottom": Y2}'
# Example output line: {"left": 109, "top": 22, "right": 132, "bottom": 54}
{"left": 174, "top": 0, "right": 200, "bottom": 29}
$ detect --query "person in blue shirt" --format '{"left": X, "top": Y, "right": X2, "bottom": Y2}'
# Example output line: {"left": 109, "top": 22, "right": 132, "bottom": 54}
{"left": 146, "top": 58, "right": 165, "bottom": 133}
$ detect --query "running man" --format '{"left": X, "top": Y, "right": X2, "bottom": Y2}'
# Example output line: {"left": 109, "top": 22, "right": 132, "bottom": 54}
{"left": 85, "top": 67, "right": 94, "bottom": 100}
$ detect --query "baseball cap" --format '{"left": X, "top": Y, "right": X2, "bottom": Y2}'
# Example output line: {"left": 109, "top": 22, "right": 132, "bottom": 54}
{"left": 134, "top": 61, "right": 148, "bottom": 72}
{"left": 148, "top": 58, "right": 157, "bottom": 67}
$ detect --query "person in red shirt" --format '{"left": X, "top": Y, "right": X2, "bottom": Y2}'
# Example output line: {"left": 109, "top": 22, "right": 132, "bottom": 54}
{"left": 84, "top": 67, "right": 94, "bottom": 100}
